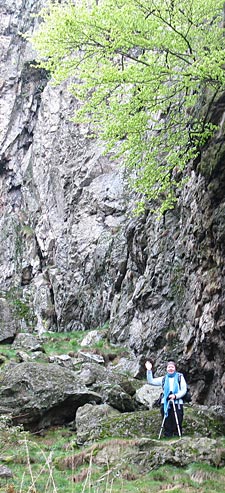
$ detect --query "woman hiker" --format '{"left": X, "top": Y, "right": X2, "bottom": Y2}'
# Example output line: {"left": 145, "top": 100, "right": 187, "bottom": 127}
{"left": 145, "top": 360, "right": 187, "bottom": 437}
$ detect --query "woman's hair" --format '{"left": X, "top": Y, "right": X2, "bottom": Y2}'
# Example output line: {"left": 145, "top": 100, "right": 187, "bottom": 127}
{"left": 167, "top": 361, "right": 176, "bottom": 367}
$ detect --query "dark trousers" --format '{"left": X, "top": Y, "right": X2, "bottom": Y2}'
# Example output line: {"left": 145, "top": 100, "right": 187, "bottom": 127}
{"left": 161, "top": 403, "right": 183, "bottom": 437}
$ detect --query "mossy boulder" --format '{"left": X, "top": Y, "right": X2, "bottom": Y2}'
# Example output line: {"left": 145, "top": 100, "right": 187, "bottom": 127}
{"left": 76, "top": 404, "right": 225, "bottom": 445}
{"left": 115, "top": 436, "right": 225, "bottom": 471}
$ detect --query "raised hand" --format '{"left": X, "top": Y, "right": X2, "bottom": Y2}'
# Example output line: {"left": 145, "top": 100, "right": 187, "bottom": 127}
{"left": 145, "top": 361, "right": 152, "bottom": 371}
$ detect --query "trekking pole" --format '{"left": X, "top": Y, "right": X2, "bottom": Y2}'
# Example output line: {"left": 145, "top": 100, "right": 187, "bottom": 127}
{"left": 171, "top": 399, "right": 182, "bottom": 438}
{"left": 158, "top": 401, "right": 170, "bottom": 439}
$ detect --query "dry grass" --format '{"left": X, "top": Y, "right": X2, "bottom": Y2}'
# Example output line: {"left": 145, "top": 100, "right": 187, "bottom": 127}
{"left": 190, "top": 470, "right": 217, "bottom": 484}
{"left": 72, "top": 469, "right": 89, "bottom": 484}
{"left": 58, "top": 438, "right": 138, "bottom": 471}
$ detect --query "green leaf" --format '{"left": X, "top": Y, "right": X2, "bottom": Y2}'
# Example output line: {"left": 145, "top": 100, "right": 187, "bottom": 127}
{"left": 30, "top": 0, "right": 224, "bottom": 213}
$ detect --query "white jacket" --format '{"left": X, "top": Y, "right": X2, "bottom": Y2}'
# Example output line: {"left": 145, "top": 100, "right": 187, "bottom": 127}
{"left": 147, "top": 370, "right": 187, "bottom": 404}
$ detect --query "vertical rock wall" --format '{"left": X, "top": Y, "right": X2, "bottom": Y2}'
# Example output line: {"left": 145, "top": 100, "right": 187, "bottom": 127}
{"left": 0, "top": 0, "right": 225, "bottom": 406}
{"left": 0, "top": 0, "right": 129, "bottom": 335}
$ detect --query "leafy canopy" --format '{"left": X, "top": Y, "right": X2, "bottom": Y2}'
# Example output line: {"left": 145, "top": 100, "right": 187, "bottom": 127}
{"left": 31, "top": 0, "right": 225, "bottom": 213}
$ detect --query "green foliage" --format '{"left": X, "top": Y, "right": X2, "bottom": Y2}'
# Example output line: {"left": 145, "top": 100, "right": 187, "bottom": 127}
{"left": 11, "top": 298, "right": 31, "bottom": 320}
{"left": 21, "top": 224, "right": 35, "bottom": 238}
{"left": 31, "top": 0, "right": 225, "bottom": 213}
{"left": 0, "top": 345, "right": 17, "bottom": 361}
{"left": 3, "top": 287, "right": 35, "bottom": 325}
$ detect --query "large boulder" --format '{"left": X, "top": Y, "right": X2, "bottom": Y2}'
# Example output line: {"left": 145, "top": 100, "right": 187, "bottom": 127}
{"left": 135, "top": 384, "right": 161, "bottom": 408}
{"left": 75, "top": 405, "right": 225, "bottom": 445}
{"left": 129, "top": 436, "right": 225, "bottom": 471}
{"left": 75, "top": 403, "right": 120, "bottom": 445}
{"left": 0, "top": 362, "right": 101, "bottom": 430}
{"left": 75, "top": 362, "right": 143, "bottom": 412}
{"left": 92, "top": 436, "right": 225, "bottom": 472}
{"left": 12, "top": 332, "right": 43, "bottom": 351}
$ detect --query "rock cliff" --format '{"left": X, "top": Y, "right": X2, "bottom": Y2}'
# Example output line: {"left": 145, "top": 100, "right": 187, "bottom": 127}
{"left": 0, "top": 0, "right": 225, "bottom": 408}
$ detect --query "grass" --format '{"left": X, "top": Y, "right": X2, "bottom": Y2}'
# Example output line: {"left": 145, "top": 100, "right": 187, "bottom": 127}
{"left": 1, "top": 423, "right": 225, "bottom": 493}
{"left": 42, "top": 331, "right": 86, "bottom": 356}
{"left": 0, "top": 327, "right": 129, "bottom": 367}
{"left": 0, "top": 347, "right": 17, "bottom": 360}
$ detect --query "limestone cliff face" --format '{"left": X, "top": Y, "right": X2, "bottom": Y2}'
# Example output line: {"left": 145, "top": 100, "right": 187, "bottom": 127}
{"left": 0, "top": 0, "right": 225, "bottom": 407}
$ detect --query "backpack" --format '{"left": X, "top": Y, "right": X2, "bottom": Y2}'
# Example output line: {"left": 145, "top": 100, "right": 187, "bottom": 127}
{"left": 153, "top": 373, "right": 192, "bottom": 408}
{"left": 162, "top": 373, "right": 192, "bottom": 403}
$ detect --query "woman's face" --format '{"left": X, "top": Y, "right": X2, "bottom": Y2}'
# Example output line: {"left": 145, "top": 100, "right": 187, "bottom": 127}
{"left": 167, "top": 362, "right": 176, "bottom": 374}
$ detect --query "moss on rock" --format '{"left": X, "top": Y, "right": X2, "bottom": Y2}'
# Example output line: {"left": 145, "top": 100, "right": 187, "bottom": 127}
{"left": 92, "top": 405, "right": 225, "bottom": 444}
